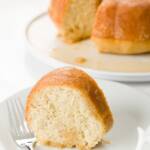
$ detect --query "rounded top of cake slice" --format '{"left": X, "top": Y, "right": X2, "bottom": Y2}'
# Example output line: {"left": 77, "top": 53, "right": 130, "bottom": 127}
{"left": 25, "top": 67, "right": 113, "bottom": 150}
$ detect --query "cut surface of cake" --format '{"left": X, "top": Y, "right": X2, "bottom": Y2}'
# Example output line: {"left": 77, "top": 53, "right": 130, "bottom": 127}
{"left": 25, "top": 67, "right": 113, "bottom": 150}
{"left": 49, "top": 0, "right": 101, "bottom": 43}
{"left": 92, "top": 0, "right": 150, "bottom": 54}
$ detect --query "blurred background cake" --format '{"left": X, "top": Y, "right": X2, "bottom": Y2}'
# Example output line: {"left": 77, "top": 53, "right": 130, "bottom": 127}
{"left": 49, "top": 0, "right": 150, "bottom": 54}
{"left": 92, "top": 0, "right": 150, "bottom": 54}
{"left": 49, "top": 0, "right": 101, "bottom": 43}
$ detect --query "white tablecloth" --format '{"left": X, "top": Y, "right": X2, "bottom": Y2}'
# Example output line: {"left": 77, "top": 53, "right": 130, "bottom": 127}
{"left": 0, "top": 0, "right": 150, "bottom": 102}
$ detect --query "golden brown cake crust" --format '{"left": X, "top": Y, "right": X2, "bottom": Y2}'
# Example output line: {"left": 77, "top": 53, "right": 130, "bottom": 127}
{"left": 92, "top": 0, "right": 150, "bottom": 41}
{"left": 25, "top": 67, "right": 113, "bottom": 135}
{"left": 49, "top": 0, "right": 68, "bottom": 28}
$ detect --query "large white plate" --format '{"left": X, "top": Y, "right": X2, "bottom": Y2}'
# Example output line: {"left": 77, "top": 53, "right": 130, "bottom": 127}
{"left": 24, "top": 12, "right": 150, "bottom": 82}
{"left": 0, "top": 80, "right": 150, "bottom": 150}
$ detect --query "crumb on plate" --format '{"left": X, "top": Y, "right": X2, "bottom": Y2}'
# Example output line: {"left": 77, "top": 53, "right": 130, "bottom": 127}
{"left": 75, "top": 57, "right": 87, "bottom": 64}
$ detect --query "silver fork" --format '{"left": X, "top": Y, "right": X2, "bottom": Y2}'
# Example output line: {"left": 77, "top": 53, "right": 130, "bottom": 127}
{"left": 6, "top": 98, "right": 35, "bottom": 150}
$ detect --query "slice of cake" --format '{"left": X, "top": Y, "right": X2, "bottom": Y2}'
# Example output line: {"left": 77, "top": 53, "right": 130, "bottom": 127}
{"left": 25, "top": 67, "right": 113, "bottom": 150}
{"left": 49, "top": 0, "right": 101, "bottom": 43}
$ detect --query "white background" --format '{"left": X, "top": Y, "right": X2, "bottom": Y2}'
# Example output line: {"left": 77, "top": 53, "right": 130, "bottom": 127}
{"left": 0, "top": 0, "right": 50, "bottom": 100}
{"left": 0, "top": 0, "right": 150, "bottom": 101}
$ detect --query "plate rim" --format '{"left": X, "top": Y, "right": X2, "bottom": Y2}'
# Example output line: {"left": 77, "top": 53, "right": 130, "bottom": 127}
{"left": 24, "top": 11, "right": 150, "bottom": 82}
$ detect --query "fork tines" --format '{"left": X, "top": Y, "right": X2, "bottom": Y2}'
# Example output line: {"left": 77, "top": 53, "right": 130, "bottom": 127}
{"left": 6, "top": 98, "right": 34, "bottom": 140}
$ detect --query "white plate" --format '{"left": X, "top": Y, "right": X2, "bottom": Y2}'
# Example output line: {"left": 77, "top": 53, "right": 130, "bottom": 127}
{"left": 0, "top": 80, "right": 150, "bottom": 150}
{"left": 24, "top": 12, "right": 150, "bottom": 82}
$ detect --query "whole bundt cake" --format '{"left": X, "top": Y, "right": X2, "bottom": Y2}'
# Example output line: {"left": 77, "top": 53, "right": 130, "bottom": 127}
{"left": 49, "top": 0, "right": 101, "bottom": 43}
{"left": 92, "top": 0, "right": 150, "bottom": 54}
